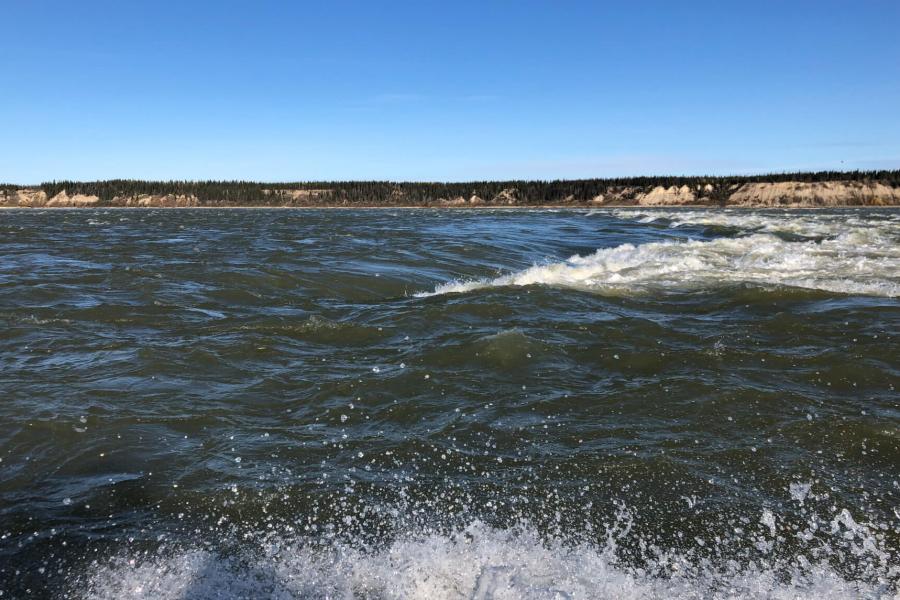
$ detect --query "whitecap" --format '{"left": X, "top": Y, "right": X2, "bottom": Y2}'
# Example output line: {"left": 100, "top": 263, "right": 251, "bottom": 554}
{"left": 607, "top": 208, "right": 900, "bottom": 239}
{"left": 419, "top": 230, "right": 900, "bottom": 298}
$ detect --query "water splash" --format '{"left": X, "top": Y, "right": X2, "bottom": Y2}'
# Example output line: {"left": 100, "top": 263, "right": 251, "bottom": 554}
{"left": 77, "top": 513, "right": 898, "bottom": 600}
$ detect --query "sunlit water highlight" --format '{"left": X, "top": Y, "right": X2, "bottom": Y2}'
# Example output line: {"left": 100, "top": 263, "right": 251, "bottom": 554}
{"left": 0, "top": 208, "right": 897, "bottom": 598}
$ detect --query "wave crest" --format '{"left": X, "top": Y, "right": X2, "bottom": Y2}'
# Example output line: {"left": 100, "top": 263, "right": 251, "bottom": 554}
{"left": 419, "top": 230, "right": 900, "bottom": 298}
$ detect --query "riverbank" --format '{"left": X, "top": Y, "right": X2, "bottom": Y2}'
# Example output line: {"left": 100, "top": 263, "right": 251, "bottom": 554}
{"left": 3, "top": 176, "right": 899, "bottom": 208}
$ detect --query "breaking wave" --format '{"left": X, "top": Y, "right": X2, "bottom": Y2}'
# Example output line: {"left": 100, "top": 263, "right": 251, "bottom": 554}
{"left": 420, "top": 226, "right": 900, "bottom": 298}
{"left": 77, "top": 514, "right": 898, "bottom": 600}
{"left": 607, "top": 208, "right": 900, "bottom": 239}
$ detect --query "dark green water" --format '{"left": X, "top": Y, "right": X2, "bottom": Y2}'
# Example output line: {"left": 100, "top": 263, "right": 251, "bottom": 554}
{"left": 0, "top": 208, "right": 898, "bottom": 599}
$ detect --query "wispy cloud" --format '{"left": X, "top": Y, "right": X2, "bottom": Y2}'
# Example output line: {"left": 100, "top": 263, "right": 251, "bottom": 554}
{"left": 796, "top": 141, "right": 886, "bottom": 149}
{"left": 371, "top": 93, "right": 425, "bottom": 104}
{"left": 459, "top": 94, "right": 500, "bottom": 102}
{"left": 368, "top": 93, "right": 500, "bottom": 105}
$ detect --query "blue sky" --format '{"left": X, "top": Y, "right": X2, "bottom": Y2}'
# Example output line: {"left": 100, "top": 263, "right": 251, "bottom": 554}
{"left": 2, "top": 0, "right": 899, "bottom": 183}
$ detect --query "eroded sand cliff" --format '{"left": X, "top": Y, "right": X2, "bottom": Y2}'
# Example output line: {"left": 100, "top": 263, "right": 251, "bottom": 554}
{"left": 725, "top": 181, "right": 900, "bottom": 207}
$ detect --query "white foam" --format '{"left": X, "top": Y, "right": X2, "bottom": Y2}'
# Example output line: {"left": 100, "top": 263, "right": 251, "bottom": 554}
{"left": 419, "top": 226, "right": 900, "bottom": 298}
{"left": 608, "top": 208, "right": 900, "bottom": 239}
{"left": 79, "top": 521, "right": 896, "bottom": 599}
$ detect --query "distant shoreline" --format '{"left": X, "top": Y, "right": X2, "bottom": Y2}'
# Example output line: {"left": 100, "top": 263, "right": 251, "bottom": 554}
{"left": 2, "top": 204, "right": 899, "bottom": 210}
{"left": 3, "top": 171, "right": 899, "bottom": 208}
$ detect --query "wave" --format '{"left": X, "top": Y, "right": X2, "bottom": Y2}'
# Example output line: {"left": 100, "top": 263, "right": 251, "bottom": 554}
{"left": 607, "top": 208, "right": 900, "bottom": 239}
{"left": 77, "top": 517, "right": 896, "bottom": 599}
{"left": 419, "top": 230, "right": 900, "bottom": 298}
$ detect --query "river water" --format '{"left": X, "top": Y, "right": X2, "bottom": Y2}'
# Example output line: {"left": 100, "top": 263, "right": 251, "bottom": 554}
{"left": 0, "top": 208, "right": 898, "bottom": 599}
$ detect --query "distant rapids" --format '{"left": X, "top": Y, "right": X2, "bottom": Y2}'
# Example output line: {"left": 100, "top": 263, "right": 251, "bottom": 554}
{"left": 0, "top": 208, "right": 897, "bottom": 599}
{"left": 421, "top": 209, "right": 900, "bottom": 297}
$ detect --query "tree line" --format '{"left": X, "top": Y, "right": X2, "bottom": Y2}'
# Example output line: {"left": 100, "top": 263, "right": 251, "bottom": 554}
{"left": 3, "top": 170, "right": 897, "bottom": 206}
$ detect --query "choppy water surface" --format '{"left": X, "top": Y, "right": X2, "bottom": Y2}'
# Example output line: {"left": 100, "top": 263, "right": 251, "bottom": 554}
{"left": 0, "top": 208, "right": 898, "bottom": 599}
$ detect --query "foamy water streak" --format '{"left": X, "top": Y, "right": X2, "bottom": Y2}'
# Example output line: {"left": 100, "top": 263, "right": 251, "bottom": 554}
{"left": 421, "top": 225, "right": 900, "bottom": 297}
{"left": 608, "top": 207, "right": 900, "bottom": 238}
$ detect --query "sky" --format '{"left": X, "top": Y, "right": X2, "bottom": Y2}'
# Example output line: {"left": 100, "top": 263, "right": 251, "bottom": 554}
{"left": 1, "top": 0, "right": 899, "bottom": 183}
